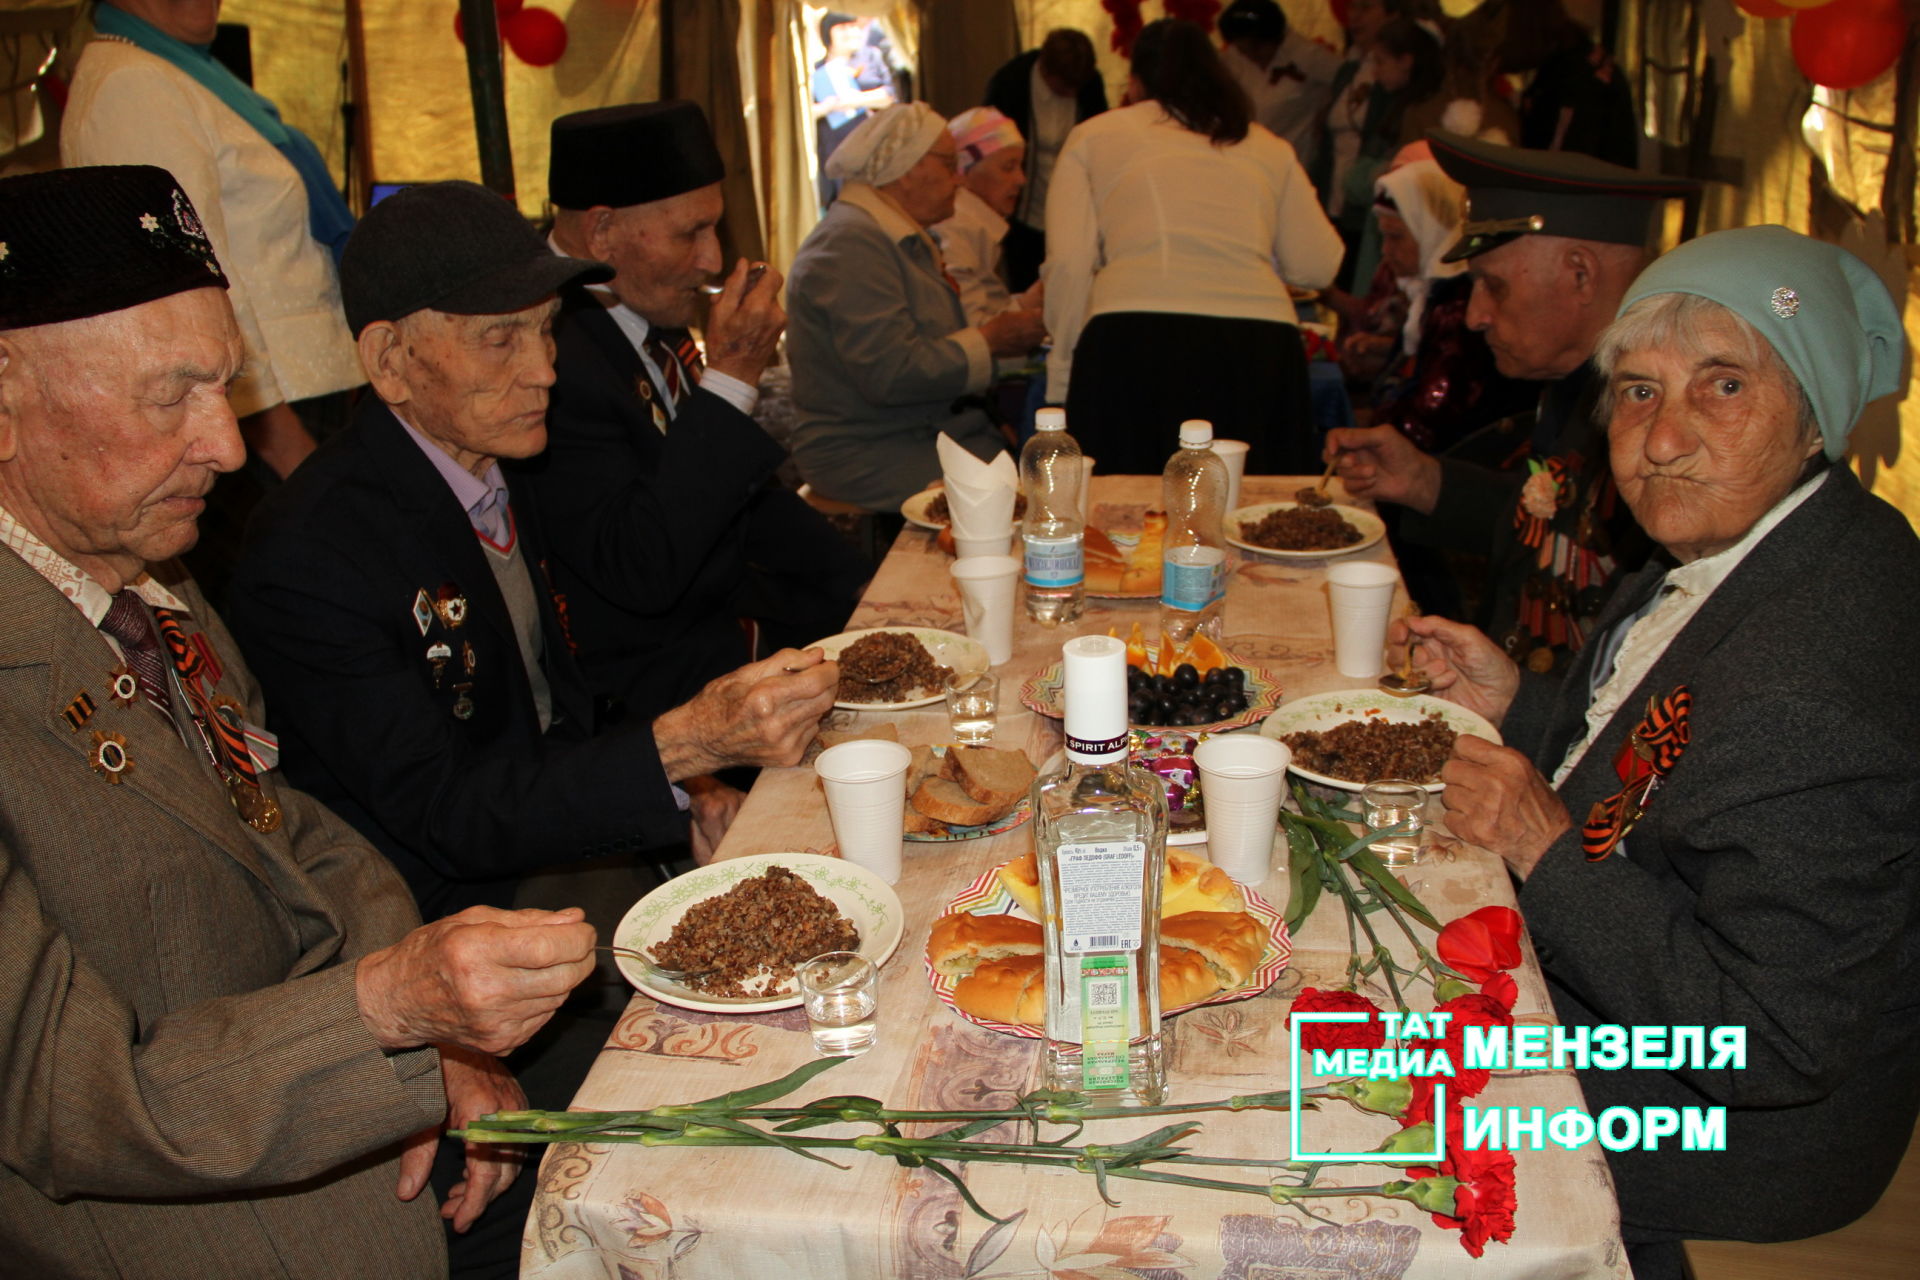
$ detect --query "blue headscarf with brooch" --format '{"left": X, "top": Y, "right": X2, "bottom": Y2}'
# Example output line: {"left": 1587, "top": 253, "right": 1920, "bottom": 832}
{"left": 1617, "top": 224, "right": 1903, "bottom": 460}
{"left": 93, "top": 3, "right": 356, "bottom": 267}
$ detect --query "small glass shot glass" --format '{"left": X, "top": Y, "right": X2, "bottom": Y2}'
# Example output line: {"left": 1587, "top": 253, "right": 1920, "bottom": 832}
{"left": 796, "top": 951, "right": 878, "bottom": 1057}
{"left": 1360, "top": 779, "right": 1428, "bottom": 868}
{"left": 943, "top": 669, "right": 999, "bottom": 745}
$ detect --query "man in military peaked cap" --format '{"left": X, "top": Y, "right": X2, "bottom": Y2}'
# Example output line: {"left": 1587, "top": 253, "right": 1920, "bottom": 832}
{"left": 1326, "top": 132, "right": 1698, "bottom": 674}
{"left": 0, "top": 164, "right": 600, "bottom": 1279}
{"left": 524, "top": 100, "right": 867, "bottom": 839}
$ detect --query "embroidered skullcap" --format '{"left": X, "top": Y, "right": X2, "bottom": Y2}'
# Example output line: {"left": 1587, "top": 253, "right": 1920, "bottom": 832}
{"left": 1617, "top": 225, "right": 1904, "bottom": 459}
{"left": 826, "top": 102, "right": 948, "bottom": 188}
{"left": 549, "top": 100, "right": 726, "bottom": 210}
{"left": 0, "top": 165, "right": 227, "bottom": 330}
{"left": 947, "top": 107, "right": 1023, "bottom": 174}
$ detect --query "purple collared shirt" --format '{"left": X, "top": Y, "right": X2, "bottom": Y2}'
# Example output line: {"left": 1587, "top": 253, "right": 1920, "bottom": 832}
{"left": 391, "top": 408, "right": 513, "bottom": 545}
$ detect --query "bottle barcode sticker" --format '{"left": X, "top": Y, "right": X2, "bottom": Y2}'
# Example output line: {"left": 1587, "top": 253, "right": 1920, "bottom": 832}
{"left": 1055, "top": 841, "right": 1146, "bottom": 953}
{"left": 1079, "top": 955, "right": 1131, "bottom": 1090}
{"left": 1023, "top": 533, "right": 1084, "bottom": 588}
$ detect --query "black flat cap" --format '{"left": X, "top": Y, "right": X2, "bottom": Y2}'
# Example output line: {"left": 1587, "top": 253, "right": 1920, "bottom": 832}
{"left": 339, "top": 180, "right": 611, "bottom": 335}
{"left": 1428, "top": 131, "right": 1699, "bottom": 264}
{"left": 0, "top": 165, "right": 227, "bottom": 330}
{"left": 548, "top": 100, "right": 725, "bottom": 211}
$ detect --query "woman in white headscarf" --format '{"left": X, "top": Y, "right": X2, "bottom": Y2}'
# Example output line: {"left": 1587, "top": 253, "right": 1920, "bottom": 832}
{"left": 788, "top": 104, "right": 1047, "bottom": 512}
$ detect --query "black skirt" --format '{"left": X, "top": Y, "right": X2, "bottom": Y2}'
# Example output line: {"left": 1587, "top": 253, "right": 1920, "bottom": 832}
{"left": 1062, "top": 311, "right": 1317, "bottom": 478}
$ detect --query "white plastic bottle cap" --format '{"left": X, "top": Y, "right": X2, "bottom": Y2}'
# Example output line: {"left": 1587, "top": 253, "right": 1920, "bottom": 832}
{"left": 1178, "top": 419, "right": 1214, "bottom": 446}
{"left": 1036, "top": 407, "right": 1067, "bottom": 431}
{"left": 1060, "top": 634, "right": 1129, "bottom": 760}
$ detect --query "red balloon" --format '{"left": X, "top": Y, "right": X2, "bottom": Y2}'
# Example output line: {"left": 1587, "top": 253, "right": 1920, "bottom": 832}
{"left": 1735, "top": 0, "right": 1795, "bottom": 18}
{"left": 454, "top": 0, "right": 529, "bottom": 45}
{"left": 1792, "top": 0, "right": 1908, "bottom": 91}
{"left": 504, "top": 6, "right": 568, "bottom": 67}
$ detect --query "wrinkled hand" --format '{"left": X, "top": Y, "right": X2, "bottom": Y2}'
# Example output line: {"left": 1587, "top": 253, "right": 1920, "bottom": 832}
{"left": 1016, "top": 280, "right": 1045, "bottom": 310}
{"left": 1323, "top": 424, "right": 1442, "bottom": 515}
{"left": 395, "top": 1046, "right": 528, "bottom": 1231}
{"left": 1439, "top": 734, "right": 1571, "bottom": 878}
{"left": 703, "top": 258, "right": 786, "bottom": 385}
{"left": 980, "top": 308, "right": 1047, "bottom": 357}
{"left": 1396, "top": 614, "right": 1519, "bottom": 725}
{"left": 654, "top": 647, "right": 839, "bottom": 781}
{"left": 356, "top": 907, "right": 597, "bottom": 1054}
{"left": 685, "top": 775, "right": 748, "bottom": 865}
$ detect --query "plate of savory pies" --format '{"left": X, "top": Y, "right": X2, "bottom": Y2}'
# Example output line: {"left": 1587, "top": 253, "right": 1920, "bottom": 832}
{"left": 923, "top": 847, "right": 1291, "bottom": 1037}
{"left": 1084, "top": 513, "right": 1165, "bottom": 598}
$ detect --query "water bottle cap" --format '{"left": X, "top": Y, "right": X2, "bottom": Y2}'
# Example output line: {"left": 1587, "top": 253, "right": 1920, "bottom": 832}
{"left": 1035, "top": 407, "right": 1067, "bottom": 431}
{"left": 1178, "top": 419, "right": 1214, "bottom": 446}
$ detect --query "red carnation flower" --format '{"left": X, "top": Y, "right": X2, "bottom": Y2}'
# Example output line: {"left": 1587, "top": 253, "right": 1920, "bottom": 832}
{"left": 1287, "top": 988, "right": 1385, "bottom": 1054}
{"left": 1479, "top": 971, "right": 1518, "bottom": 1012}
{"left": 1437, "top": 906, "right": 1523, "bottom": 983}
{"left": 1433, "top": 992, "right": 1513, "bottom": 1098}
{"left": 1413, "top": 1147, "right": 1519, "bottom": 1257}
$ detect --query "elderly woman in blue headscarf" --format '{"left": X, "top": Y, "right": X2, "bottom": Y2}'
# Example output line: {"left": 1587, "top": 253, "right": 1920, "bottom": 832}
{"left": 1396, "top": 227, "right": 1920, "bottom": 1276}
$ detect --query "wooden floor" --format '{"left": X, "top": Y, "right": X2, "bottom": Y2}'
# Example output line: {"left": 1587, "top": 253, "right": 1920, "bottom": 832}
{"left": 1686, "top": 1121, "right": 1920, "bottom": 1279}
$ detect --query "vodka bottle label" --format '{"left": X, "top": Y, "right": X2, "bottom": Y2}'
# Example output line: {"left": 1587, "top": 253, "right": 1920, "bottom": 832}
{"left": 1056, "top": 840, "right": 1147, "bottom": 952}
{"left": 1023, "top": 533, "right": 1084, "bottom": 587}
{"left": 1078, "top": 955, "right": 1133, "bottom": 1089}
{"left": 1161, "top": 545, "right": 1227, "bottom": 612}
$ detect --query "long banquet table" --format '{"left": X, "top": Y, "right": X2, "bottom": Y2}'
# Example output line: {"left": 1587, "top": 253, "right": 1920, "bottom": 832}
{"left": 520, "top": 475, "right": 1629, "bottom": 1280}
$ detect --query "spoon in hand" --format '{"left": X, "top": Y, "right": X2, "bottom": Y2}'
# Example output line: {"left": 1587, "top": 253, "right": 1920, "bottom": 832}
{"left": 1378, "top": 629, "right": 1433, "bottom": 697}
{"left": 597, "top": 945, "right": 710, "bottom": 985}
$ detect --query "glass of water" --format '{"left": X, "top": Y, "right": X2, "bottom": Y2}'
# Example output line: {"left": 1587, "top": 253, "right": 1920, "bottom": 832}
{"left": 943, "top": 670, "right": 999, "bottom": 745}
{"left": 796, "top": 951, "right": 878, "bottom": 1056}
{"left": 1360, "top": 780, "right": 1428, "bottom": 868}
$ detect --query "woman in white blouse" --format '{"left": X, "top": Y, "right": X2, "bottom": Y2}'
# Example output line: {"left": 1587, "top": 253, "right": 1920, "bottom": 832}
{"left": 1043, "top": 18, "right": 1342, "bottom": 476}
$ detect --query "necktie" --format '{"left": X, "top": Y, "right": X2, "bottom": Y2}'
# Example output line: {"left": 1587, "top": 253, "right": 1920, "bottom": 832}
{"left": 100, "top": 590, "right": 173, "bottom": 715}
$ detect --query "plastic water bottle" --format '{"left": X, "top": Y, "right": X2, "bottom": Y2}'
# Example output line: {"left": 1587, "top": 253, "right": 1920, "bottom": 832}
{"left": 1020, "top": 408, "right": 1085, "bottom": 625}
{"left": 1158, "top": 419, "right": 1229, "bottom": 650}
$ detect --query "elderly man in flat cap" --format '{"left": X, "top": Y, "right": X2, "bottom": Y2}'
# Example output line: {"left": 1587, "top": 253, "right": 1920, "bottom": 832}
{"left": 1326, "top": 132, "right": 1699, "bottom": 676}
{"left": 522, "top": 99, "right": 867, "bottom": 734}
{"left": 0, "top": 165, "right": 596, "bottom": 1278}
{"left": 227, "top": 180, "right": 839, "bottom": 923}
{"left": 788, "top": 102, "right": 1048, "bottom": 513}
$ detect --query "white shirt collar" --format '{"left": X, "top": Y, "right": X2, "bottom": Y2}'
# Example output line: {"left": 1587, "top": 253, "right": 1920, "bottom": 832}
{"left": 0, "top": 501, "right": 187, "bottom": 626}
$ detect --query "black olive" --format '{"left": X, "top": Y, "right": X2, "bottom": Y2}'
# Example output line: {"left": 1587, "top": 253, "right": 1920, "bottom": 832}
{"left": 1173, "top": 663, "right": 1200, "bottom": 688}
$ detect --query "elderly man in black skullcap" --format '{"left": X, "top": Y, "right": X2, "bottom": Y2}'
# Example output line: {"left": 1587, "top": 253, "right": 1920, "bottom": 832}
{"left": 0, "top": 165, "right": 598, "bottom": 1278}
{"left": 524, "top": 100, "right": 868, "bottom": 747}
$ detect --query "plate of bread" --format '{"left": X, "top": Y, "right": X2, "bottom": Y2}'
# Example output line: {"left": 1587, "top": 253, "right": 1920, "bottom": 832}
{"left": 902, "top": 744, "right": 1040, "bottom": 841}
{"left": 1084, "top": 513, "right": 1165, "bottom": 598}
{"left": 924, "top": 847, "right": 1290, "bottom": 1036}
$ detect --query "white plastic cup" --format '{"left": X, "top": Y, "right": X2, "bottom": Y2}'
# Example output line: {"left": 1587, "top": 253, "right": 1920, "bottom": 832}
{"left": 815, "top": 740, "right": 912, "bottom": 883}
{"left": 1194, "top": 735, "right": 1290, "bottom": 883}
{"left": 950, "top": 554, "right": 1020, "bottom": 665}
{"left": 953, "top": 530, "right": 1014, "bottom": 558}
{"left": 1077, "top": 455, "right": 1097, "bottom": 525}
{"left": 1325, "top": 562, "right": 1400, "bottom": 678}
{"left": 1212, "top": 439, "right": 1250, "bottom": 516}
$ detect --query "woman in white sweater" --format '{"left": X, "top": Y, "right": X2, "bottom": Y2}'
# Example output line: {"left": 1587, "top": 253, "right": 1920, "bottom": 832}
{"left": 1044, "top": 18, "right": 1342, "bottom": 476}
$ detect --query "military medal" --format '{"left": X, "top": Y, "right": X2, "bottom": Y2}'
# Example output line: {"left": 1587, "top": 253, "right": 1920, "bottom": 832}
{"left": 227, "top": 776, "right": 283, "bottom": 833}
{"left": 434, "top": 584, "right": 468, "bottom": 629}
{"left": 461, "top": 641, "right": 477, "bottom": 675}
{"left": 427, "top": 641, "right": 453, "bottom": 688}
{"left": 412, "top": 589, "right": 435, "bottom": 636}
{"left": 106, "top": 665, "right": 140, "bottom": 708}
{"left": 63, "top": 690, "right": 96, "bottom": 731}
{"left": 89, "top": 729, "right": 132, "bottom": 783}
{"left": 452, "top": 682, "right": 475, "bottom": 720}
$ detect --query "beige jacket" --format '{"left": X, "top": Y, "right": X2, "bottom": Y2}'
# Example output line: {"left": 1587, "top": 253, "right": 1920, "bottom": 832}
{"left": 0, "top": 550, "right": 446, "bottom": 1277}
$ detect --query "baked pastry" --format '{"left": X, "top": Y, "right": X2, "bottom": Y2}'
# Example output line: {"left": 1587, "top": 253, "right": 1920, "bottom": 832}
{"left": 926, "top": 911, "right": 1044, "bottom": 978}
{"left": 1084, "top": 512, "right": 1166, "bottom": 594}
{"left": 1159, "top": 945, "right": 1226, "bottom": 1007}
{"left": 995, "top": 851, "right": 1045, "bottom": 919}
{"left": 952, "top": 953, "right": 1046, "bottom": 1025}
{"left": 993, "top": 846, "right": 1244, "bottom": 920}
{"left": 1160, "top": 911, "right": 1264, "bottom": 990}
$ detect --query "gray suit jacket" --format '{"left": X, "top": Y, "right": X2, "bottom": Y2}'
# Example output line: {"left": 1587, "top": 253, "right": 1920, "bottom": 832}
{"left": 0, "top": 551, "right": 446, "bottom": 1277}
{"left": 1507, "top": 468, "right": 1920, "bottom": 1242}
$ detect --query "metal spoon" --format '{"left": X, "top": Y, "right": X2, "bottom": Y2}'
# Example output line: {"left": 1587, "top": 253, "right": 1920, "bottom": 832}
{"left": 1379, "top": 636, "right": 1432, "bottom": 697}
{"left": 696, "top": 262, "right": 771, "bottom": 296}
{"left": 597, "top": 945, "right": 711, "bottom": 985}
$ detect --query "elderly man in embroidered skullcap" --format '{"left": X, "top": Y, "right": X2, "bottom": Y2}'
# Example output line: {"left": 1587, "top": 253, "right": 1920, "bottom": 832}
{"left": 1399, "top": 226, "right": 1920, "bottom": 1280}
{"left": 787, "top": 103, "right": 1048, "bottom": 513}
{"left": 0, "top": 165, "right": 600, "bottom": 1279}
{"left": 932, "top": 106, "right": 1042, "bottom": 327}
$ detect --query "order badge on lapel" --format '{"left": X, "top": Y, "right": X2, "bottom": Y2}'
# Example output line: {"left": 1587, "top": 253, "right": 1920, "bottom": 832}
{"left": 90, "top": 729, "right": 133, "bottom": 783}
{"left": 411, "top": 588, "right": 435, "bottom": 637}
{"left": 434, "top": 582, "right": 469, "bottom": 629}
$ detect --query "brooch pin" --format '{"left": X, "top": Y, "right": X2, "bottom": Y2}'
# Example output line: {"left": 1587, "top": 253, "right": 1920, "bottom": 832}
{"left": 412, "top": 589, "right": 435, "bottom": 636}
{"left": 434, "top": 583, "right": 469, "bottom": 629}
{"left": 90, "top": 730, "right": 133, "bottom": 783}
{"left": 63, "top": 690, "right": 96, "bottom": 731}
{"left": 106, "top": 665, "right": 140, "bottom": 708}
{"left": 427, "top": 641, "right": 453, "bottom": 688}
{"left": 461, "top": 641, "right": 477, "bottom": 675}
{"left": 1770, "top": 287, "right": 1800, "bottom": 319}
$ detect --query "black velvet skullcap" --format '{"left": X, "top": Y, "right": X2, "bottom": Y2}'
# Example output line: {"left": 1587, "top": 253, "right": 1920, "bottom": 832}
{"left": 339, "top": 180, "right": 612, "bottom": 336}
{"left": 0, "top": 165, "right": 228, "bottom": 330}
{"left": 548, "top": 100, "right": 726, "bottom": 211}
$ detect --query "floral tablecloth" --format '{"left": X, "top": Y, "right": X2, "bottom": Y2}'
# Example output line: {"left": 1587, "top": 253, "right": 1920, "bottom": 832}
{"left": 520, "top": 477, "right": 1628, "bottom": 1280}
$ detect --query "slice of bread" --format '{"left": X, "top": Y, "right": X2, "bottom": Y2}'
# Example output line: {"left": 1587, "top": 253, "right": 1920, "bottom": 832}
{"left": 949, "top": 746, "right": 1036, "bottom": 810}
{"left": 1160, "top": 910, "right": 1265, "bottom": 989}
{"left": 926, "top": 911, "right": 1044, "bottom": 978}
{"left": 910, "top": 777, "right": 1003, "bottom": 827}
